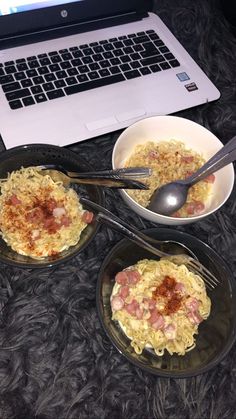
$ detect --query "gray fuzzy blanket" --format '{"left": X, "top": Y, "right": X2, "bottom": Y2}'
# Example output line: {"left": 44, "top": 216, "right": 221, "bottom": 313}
{"left": 0, "top": 0, "right": 236, "bottom": 418}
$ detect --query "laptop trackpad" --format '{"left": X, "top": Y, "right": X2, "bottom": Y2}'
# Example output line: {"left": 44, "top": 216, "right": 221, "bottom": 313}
{"left": 85, "top": 109, "right": 146, "bottom": 131}
{"left": 116, "top": 108, "right": 146, "bottom": 122}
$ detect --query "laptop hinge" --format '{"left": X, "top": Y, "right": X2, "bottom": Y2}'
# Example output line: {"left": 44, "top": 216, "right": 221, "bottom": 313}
{"left": 0, "top": 11, "right": 148, "bottom": 50}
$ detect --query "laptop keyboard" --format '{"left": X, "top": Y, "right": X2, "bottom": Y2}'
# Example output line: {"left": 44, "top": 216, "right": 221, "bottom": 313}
{"left": 0, "top": 30, "right": 180, "bottom": 110}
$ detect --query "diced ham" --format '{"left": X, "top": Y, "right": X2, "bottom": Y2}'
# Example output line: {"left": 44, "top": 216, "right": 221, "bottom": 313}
{"left": 175, "top": 282, "right": 185, "bottom": 293}
{"left": 185, "top": 297, "right": 199, "bottom": 312}
{"left": 46, "top": 198, "right": 57, "bottom": 212}
{"left": 194, "top": 201, "right": 205, "bottom": 214}
{"left": 9, "top": 194, "right": 22, "bottom": 205}
{"left": 43, "top": 216, "right": 60, "bottom": 233}
{"left": 60, "top": 215, "right": 71, "bottom": 227}
{"left": 31, "top": 229, "right": 40, "bottom": 240}
{"left": 186, "top": 201, "right": 205, "bottom": 215}
{"left": 53, "top": 207, "right": 66, "bottom": 218}
{"left": 187, "top": 310, "right": 203, "bottom": 325}
{"left": 125, "top": 299, "right": 139, "bottom": 316}
{"left": 82, "top": 210, "right": 94, "bottom": 224}
{"left": 119, "top": 285, "right": 130, "bottom": 300}
{"left": 148, "top": 150, "right": 159, "bottom": 159}
{"left": 148, "top": 308, "right": 161, "bottom": 325}
{"left": 126, "top": 270, "right": 141, "bottom": 285}
{"left": 111, "top": 295, "right": 124, "bottom": 311}
{"left": 135, "top": 307, "right": 144, "bottom": 320}
{"left": 181, "top": 155, "right": 194, "bottom": 163}
{"left": 143, "top": 298, "right": 156, "bottom": 310}
{"left": 26, "top": 207, "right": 45, "bottom": 223}
{"left": 152, "top": 314, "right": 165, "bottom": 330}
{"left": 204, "top": 173, "right": 215, "bottom": 183}
{"left": 163, "top": 324, "right": 176, "bottom": 340}
{"left": 115, "top": 271, "right": 129, "bottom": 285}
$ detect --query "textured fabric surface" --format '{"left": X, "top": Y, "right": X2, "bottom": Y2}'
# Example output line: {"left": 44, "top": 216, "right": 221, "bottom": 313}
{"left": 0, "top": 0, "right": 236, "bottom": 418}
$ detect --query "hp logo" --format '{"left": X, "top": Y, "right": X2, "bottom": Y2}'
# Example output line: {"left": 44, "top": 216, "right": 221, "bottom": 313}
{"left": 60, "top": 9, "right": 68, "bottom": 18}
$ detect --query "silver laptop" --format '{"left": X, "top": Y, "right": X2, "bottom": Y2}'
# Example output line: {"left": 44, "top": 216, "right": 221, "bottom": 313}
{"left": 0, "top": 0, "right": 220, "bottom": 150}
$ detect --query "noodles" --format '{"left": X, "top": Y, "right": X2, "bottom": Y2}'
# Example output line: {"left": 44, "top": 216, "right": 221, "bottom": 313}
{"left": 111, "top": 259, "right": 211, "bottom": 356}
{"left": 124, "top": 140, "right": 215, "bottom": 217}
{"left": 0, "top": 167, "right": 93, "bottom": 259}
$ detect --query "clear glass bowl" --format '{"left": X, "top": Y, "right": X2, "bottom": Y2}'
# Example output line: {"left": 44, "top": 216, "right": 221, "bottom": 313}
{"left": 96, "top": 228, "right": 236, "bottom": 378}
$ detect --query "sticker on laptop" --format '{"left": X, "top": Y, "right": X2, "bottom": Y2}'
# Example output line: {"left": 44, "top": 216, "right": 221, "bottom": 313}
{"left": 185, "top": 82, "right": 198, "bottom": 92}
{"left": 176, "top": 72, "right": 190, "bottom": 82}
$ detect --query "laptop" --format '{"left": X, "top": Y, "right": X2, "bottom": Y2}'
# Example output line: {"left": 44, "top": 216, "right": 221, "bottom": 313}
{"left": 0, "top": 0, "right": 220, "bottom": 150}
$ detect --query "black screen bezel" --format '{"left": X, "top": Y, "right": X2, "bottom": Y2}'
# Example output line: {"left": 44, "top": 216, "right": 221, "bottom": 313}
{"left": 0, "top": 0, "right": 153, "bottom": 39}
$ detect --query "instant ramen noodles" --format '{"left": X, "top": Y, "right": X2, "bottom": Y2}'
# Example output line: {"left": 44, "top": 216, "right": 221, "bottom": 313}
{"left": 111, "top": 258, "right": 211, "bottom": 356}
{"left": 0, "top": 167, "right": 93, "bottom": 258}
{"left": 124, "top": 140, "right": 215, "bottom": 217}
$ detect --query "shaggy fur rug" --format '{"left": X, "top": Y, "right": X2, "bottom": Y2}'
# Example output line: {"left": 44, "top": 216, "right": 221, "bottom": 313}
{"left": 0, "top": 0, "right": 236, "bottom": 418}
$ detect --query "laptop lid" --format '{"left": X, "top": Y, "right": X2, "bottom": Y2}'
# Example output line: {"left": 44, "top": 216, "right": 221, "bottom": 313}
{"left": 0, "top": 1, "right": 153, "bottom": 46}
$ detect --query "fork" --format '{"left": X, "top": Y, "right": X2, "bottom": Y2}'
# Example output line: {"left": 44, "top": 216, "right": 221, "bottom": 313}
{"left": 80, "top": 198, "right": 219, "bottom": 289}
{"left": 39, "top": 164, "right": 151, "bottom": 189}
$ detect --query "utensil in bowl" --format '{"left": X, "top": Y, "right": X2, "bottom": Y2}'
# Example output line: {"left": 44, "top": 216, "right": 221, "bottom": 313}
{"left": 0, "top": 143, "right": 104, "bottom": 268}
{"left": 112, "top": 115, "right": 235, "bottom": 225}
{"left": 96, "top": 227, "right": 236, "bottom": 378}
{"left": 80, "top": 198, "right": 218, "bottom": 289}
{"left": 148, "top": 135, "right": 236, "bottom": 215}
{"left": 39, "top": 164, "right": 150, "bottom": 189}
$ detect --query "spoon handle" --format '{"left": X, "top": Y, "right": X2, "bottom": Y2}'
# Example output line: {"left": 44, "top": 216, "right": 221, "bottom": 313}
{"left": 80, "top": 198, "right": 168, "bottom": 258}
{"left": 187, "top": 135, "right": 236, "bottom": 185}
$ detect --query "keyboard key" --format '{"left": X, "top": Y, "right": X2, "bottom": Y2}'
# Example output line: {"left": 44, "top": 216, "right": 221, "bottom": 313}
{"left": 113, "top": 49, "right": 124, "bottom": 57}
{"left": 93, "top": 46, "right": 104, "bottom": 53}
{"left": 103, "top": 43, "right": 114, "bottom": 51}
{"left": 169, "top": 59, "right": 180, "bottom": 67}
{"left": 65, "top": 73, "right": 125, "bottom": 95}
{"left": 140, "top": 67, "right": 151, "bottom": 75}
{"left": 159, "top": 46, "right": 169, "bottom": 54}
{"left": 99, "top": 69, "right": 110, "bottom": 77}
{"left": 124, "top": 69, "right": 141, "bottom": 79}
{"left": 133, "top": 35, "right": 149, "bottom": 44}
{"left": 89, "top": 63, "right": 100, "bottom": 71}
{"left": 60, "top": 61, "right": 72, "bottom": 70}
{"left": 130, "top": 61, "right": 141, "bottom": 69}
{"left": 26, "top": 69, "right": 38, "bottom": 78}
{"left": 120, "top": 55, "right": 131, "bottom": 63}
{"left": 28, "top": 60, "right": 40, "bottom": 68}
{"left": 9, "top": 99, "right": 23, "bottom": 109}
{"left": 159, "top": 62, "right": 171, "bottom": 70}
{"left": 141, "top": 55, "right": 164, "bottom": 66}
{"left": 83, "top": 48, "right": 93, "bottom": 56}
{"left": 56, "top": 70, "right": 67, "bottom": 79}
{"left": 2, "top": 81, "right": 21, "bottom": 92}
{"left": 49, "top": 64, "right": 60, "bottom": 72}
{"left": 66, "top": 76, "right": 77, "bottom": 85}
{"left": 71, "top": 58, "right": 83, "bottom": 67}
{"left": 110, "top": 66, "right": 121, "bottom": 74}
{"left": 6, "top": 87, "right": 31, "bottom": 101}
{"left": 0, "top": 69, "right": 4, "bottom": 76}
{"left": 40, "top": 58, "right": 51, "bottom": 66}
{"left": 5, "top": 66, "right": 17, "bottom": 74}
{"left": 61, "top": 52, "right": 73, "bottom": 61}
{"left": 15, "top": 72, "right": 26, "bottom": 80}
{"left": 164, "top": 53, "right": 175, "bottom": 61}
{"left": 43, "top": 82, "right": 55, "bottom": 91}
{"left": 78, "top": 65, "right": 89, "bottom": 73}
{"left": 51, "top": 55, "right": 62, "bottom": 63}
{"left": 31, "top": 85, "right": 43, "bottom": 94}
{"left": 82, "top": 56, "right": 93, "bottom": 64}
{"left": 100, "top": 60, "right": 110, "bottom": 68}
{"left": 22, "top": 96, "right": 35, "bottom": 106}
{"left": 88, "top": 71, "right": 100, "bottom": 80}
{"left": 72, "top": 50, "right": 83, "bottom": 58}
{"left": 113, "top": 41, "right": 123, "bottom": 49}
{"left": 5, "top": 61, "right": 15, "bottom": 66}
{"left": 110, "top": 58, "right": 121, "bottom": 65}
{"left": 77, "top": 74, "right": 89, "bottom": 83}
{"left": 17, "top": 63, "right": 28, "bottom": 71}
{"left": 67, "top": 68, "right": 78, "bottom": 76}
{"left": 150, "top": 64, "right": 161, "bottom": 72}
{"left": 35, "top": 93, "right": 47, "bottom": 103}
{"left": 47, "top": 89, "right": 65, "bottom": 100}
{"left": 123, "top": 39, "right": 134, "bottom": 46}
{"left": 21, "top": 79, "right": 33, "bottom": 87}
{"left": 38, "top": 66, "right": 49, "bottom": 75}
{"left": 32, "top": 76, "right": 44, "bottom": 84}
{"left": 120, "top": 63, "right": 131, "bottom": 72}
{"left": 55, "top": 79, "right": 66, "bottom": 88}
{"left": 103, "top": 51, "right": 114, "bottom": 59}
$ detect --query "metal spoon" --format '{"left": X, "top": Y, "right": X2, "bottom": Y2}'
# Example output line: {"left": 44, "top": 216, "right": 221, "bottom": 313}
{"left": 39, "top": 164, "right": 151, "bottom": 189}
{"left": 148, "top": 135, "right": 236, "bottom": 216}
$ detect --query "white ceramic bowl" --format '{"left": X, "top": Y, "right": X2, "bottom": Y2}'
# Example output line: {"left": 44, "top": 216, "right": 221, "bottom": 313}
{"left": 112, "top": 115, "right": 235, "bottom": 225}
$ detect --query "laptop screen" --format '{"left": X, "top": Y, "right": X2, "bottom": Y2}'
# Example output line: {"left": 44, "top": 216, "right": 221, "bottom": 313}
{"left": 0, "top": 1, "right": 81, "bottom": 16}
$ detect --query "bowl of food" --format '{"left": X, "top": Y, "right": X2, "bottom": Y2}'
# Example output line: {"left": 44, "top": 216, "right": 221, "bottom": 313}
{"left": 96, "top": 228, "right": 236, "bottom": 377}
{"left": 0, "top": 143, "right": 104, "bottom": 268}
{"left": 112, "top": 115, "right": 235, "bottom": 225}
